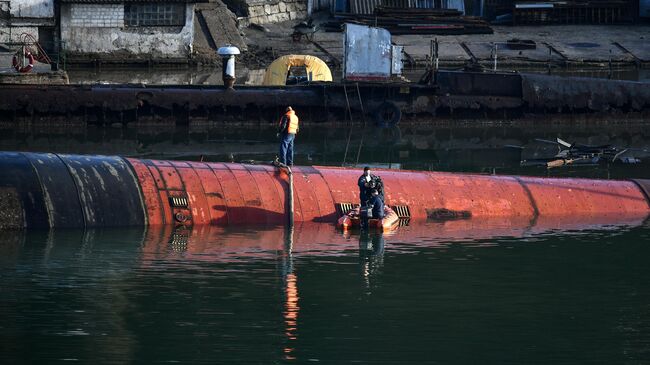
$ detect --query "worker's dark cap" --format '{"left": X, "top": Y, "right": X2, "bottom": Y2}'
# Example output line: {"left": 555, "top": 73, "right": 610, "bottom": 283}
{"left": 364, "top": 166, "right": 370, "bottom": 171}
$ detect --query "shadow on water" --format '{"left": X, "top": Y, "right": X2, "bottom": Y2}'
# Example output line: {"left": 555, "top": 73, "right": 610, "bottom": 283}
{"left": 2, "top": 215, "right": 650, "bottom": 363}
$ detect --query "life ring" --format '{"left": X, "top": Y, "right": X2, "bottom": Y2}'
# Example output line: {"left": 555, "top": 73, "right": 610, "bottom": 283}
{"left": 374, "top": 101, "right": 401, "bottom": 127}
{"left": 12, "top": 52, "right": 34, "bottom": 73}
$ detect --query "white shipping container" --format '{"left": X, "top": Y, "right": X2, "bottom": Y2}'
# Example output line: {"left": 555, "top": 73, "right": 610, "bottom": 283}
{"left": 343, "top": 23, "right": 392, "bottom": 81}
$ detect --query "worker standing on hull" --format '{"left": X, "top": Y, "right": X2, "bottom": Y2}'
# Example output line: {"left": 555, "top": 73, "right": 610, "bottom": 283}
{"left": 277, "top": 106, "right": 299, "bottom": 166}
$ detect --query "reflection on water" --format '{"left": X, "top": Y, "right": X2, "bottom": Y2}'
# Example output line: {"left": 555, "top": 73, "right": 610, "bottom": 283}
{"left": 283, "top": 271, "right": 299, "bottom": 361}
{"left": 282, "top": 227, "right": 299, "bottom": 361}
{"left": 2, "top": 216, "right": 650, "bottom": 363}
{"left": 359, "top": 232, "right": 385, "bottom": 294}
{"left": 2, "top": 118, "right": 650, "bottom": 179}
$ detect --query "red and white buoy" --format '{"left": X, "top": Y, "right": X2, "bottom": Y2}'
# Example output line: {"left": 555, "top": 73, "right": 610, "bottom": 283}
{"left": 11, "top": 48, "right": 34, "bottom": 73}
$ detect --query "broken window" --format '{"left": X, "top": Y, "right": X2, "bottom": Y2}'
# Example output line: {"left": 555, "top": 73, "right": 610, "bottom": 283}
{"left": 124, "top": 3, "right": 186, "bottom": 27}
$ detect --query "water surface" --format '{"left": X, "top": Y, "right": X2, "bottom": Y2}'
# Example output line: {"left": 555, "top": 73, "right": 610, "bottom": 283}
{"left": 2, "top": 219, "right": 650, "bottom": 364}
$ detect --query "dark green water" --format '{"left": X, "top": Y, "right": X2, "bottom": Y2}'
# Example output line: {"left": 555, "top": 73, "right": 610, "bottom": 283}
{"left": 2, "top": 220, "right": 650, "bottom": 364}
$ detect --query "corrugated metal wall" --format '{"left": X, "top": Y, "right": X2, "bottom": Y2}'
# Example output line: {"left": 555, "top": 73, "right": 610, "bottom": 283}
{"left": 346, "top": 0, "right": 437, "bottom": 14}
{"left": 382, "top": 0, "right": 435, "bottom": 8}
{"left": 349, "top": 0, "right": 382, "bottom": 14}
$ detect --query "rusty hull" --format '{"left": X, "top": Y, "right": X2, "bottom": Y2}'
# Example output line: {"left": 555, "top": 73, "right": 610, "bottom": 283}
{"left": 1, "top": 151, "right": 649, "bottom": 230}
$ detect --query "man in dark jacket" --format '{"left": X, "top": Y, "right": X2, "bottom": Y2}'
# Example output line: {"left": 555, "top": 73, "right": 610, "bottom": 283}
{"left": 369, "top": 189, "right": 385, "bottom": 219}
{"left": 357, "top": 167, "right": 383, "bottom": 206}
{"left": 360, "top": 189, "right": 385, "bottom": 231}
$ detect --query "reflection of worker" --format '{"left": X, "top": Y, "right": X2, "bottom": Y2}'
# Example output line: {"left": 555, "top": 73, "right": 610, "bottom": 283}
{"left": 357, "top": 167, "right": 383, "bottom": 206}
{"left": 359, "top": 231, "right": 385, "bottom": 292}
{"left": 277, "top": 106, "right": 299, "bottom": 166}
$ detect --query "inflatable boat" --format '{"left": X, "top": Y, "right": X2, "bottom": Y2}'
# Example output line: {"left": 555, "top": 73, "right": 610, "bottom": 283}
{"left": 337, "top": 205, "right": 401, "bottom": 231}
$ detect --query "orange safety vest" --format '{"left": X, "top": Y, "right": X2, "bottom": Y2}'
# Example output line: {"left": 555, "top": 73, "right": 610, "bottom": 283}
{"left": 279, "top": 110, "right": 299, "bottom": 134}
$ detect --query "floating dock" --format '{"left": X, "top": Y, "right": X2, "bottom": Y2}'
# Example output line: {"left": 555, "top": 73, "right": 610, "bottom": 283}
{"left": 1, "top": 151, "right": 649, "bottom": 230}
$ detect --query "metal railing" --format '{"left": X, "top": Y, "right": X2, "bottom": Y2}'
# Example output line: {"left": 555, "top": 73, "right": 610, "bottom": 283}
{"left": 4, "top": 33, "right": 67, "bottom": 71}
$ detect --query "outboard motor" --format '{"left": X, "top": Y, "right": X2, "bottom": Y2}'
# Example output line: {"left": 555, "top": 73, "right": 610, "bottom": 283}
{"left": 359, "top": 205, "right": 373, "bottom": 230}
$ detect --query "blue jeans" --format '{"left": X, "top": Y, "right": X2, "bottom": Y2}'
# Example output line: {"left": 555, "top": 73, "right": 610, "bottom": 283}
{"left": 279, "top": 133, "right": 295, "bottom": 165}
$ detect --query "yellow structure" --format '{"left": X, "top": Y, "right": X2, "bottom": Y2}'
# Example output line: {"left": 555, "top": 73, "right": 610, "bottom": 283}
{"left": 262, "top": 55, "right": 333, "bottom": 86}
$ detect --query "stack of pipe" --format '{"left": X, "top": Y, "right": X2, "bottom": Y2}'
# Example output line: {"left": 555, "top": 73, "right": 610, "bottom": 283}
{"left": 327, "top": 6, "right": 493, "bottom": 35}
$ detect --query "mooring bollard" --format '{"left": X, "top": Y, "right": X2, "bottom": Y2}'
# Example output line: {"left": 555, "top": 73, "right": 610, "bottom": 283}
{"left": 217, "top": 45, "right": 240, "bottom": 89}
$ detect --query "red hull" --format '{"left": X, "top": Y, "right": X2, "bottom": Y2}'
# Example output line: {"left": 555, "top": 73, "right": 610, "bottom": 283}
{"left": 1, "top": 151, "right": 648, "bottom": 229}
{"left": 127, "top": 158, "right": 650, "bottom": 227}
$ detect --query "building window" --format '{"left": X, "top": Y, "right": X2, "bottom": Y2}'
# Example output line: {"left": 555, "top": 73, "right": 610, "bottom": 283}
{"left": 124, "top": 3, "right": 186, "bottom": 27}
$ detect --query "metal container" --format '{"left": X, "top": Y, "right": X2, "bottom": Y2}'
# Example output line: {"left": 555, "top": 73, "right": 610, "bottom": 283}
{"left": 641, "top": 0, "right": 650, "bottom": 18}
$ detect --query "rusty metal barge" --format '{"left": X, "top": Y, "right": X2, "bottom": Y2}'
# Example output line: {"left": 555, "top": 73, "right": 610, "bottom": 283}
{"left": 1, "top": 71, "right": 649, "bottom": 125}
{"left": 1, "top": 151, "right": 649, "bottom": 230}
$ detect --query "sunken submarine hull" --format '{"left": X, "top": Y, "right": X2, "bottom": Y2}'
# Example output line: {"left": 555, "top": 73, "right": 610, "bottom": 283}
{"left": 0, "top": 151, "right": 649, "bottom": 230}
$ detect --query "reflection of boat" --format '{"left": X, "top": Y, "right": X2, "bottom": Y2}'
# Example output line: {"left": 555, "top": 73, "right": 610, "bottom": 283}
{"left": 337, "top": 206, "right": 400, "bottom": 231}
{"left": 1, "top": 214, "right": 646, "bottom": 265}
{"left": 138, "top": 213, "right": 648, "bottom": 263}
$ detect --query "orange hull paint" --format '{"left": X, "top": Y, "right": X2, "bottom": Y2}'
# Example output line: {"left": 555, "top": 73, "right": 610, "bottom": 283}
{"left": 6, "top": 152, "right": 647, "bottom": 230}
{"left": 126, "top": 158, "right": 650, "bottom": 227}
